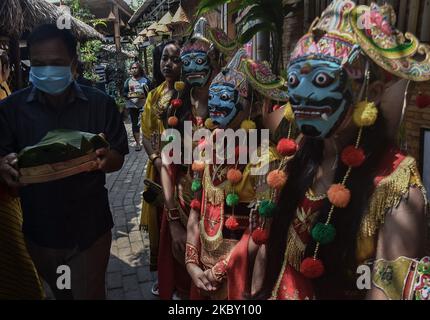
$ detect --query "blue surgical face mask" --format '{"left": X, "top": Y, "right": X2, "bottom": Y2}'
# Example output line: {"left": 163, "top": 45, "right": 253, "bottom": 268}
{"left": 30, "top": 66, "right": 73, "bottom": 95}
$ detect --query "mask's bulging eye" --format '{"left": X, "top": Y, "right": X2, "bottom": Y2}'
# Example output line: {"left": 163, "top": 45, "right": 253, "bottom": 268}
{"left": 183, "top": 59, "right": 190, "bottom": 66}
{"left": 313, "top": 72, "right": 334, "bottom": 88}
{"left": 196, "top": 58, "right": 205, "bottom": 65}
{"left": 208, "top": 93, "right": 214, "bottom": 100}
{"left": 220, "top": 93, "right": 230, "bottom": 101}
{"left": 288, "top": 73, "right": 299, "bottom": 88}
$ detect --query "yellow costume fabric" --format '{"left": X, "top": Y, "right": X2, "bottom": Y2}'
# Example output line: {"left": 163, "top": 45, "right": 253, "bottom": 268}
{"left": 0, "top": 81, "right": 44, "bottom": 299}
{"left": 140, "top": 82, "right": 168, "bottom": 270}
{"left": 0, "top": 81, "right": 11, "bottom": 100}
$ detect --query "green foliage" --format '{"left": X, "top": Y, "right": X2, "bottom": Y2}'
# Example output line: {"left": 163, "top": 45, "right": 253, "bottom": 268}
{"left": 195, "top": 0, "right": 302, "bottom": 70}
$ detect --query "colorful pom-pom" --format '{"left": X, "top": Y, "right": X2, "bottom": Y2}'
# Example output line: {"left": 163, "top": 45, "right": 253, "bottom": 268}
{"left": 171, "top": 98, "right": 183, "bottom": 109}
{"left": 191, "top": 180, "right": 202, "bottom": 192}
{"left": 300, "top": 258, "right": 325, "bottom": 279}
{"left": 225, "top": 216, "right": 239, "bottom": 230}
{"left": 311, "top": 223, "right": 336, "bottom": 245}
{"left": 327, "top": 184, "right": 351, "bottom": 208}
{"left": 174, "top": 81, "right": 186, "bottom": 92}
{"left": 258, "top": 200, "right": 276, "bottom": 218}
{"left": 241, "top": 120, "right": 257, "bottom": 131}
{"left": 251, "top": 228, "right": 269, "bottom": 245}
{"left": 227, "top": 169, "right": 243, "bottom": 185}
{"left": 192, "top": 161, "right": 205, "bottom": 172}
{"left": 341, "top": 146, "right": 365, "bottom": 168}
{"left": 353, "top": 101, "right": 378, "bottom": 127}
{"left": 168, "top": 116, "right": 179, "bottom": 127}
{"left": 266, "top": 170, "right": 288, "bottom": 190}
{"left": 284, "top": 102, "right": 294, "bottom": 122}
{"left": 205, "top": 118, "right": 217, "bottom": 130}
{"left": 226, "top": 193, "right": 239, "bottom": 207}
{"left": 277, "top": 138, "right": 297, "bottom": 157}
{"left": 167, "top": 135, "right": 175, "bottom": 142}
{"left": 190, "top": 199, "right": 201, "bottom": 211}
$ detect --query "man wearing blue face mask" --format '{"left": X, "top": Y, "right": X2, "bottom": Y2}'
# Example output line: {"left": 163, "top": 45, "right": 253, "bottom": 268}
{"left": 0, "top": 24, "right": 129, "bottom": 300}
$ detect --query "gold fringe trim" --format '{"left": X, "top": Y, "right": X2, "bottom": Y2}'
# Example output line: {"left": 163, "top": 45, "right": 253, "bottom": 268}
{"left": 360, "top": 156, "right": 427, "bottom": 237}
{"left": 285, "top": 226, "right": 306, "bottom": 271}
{"left": 200, "top": 166, "right": 225, "bottom": 252}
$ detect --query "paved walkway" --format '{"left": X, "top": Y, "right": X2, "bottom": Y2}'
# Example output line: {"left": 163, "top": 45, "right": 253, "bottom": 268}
{"left": 105, "top": 122, "right": 157, "bottom": 300}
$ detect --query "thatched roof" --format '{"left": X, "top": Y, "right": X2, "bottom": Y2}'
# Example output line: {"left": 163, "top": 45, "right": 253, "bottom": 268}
{"left": 0, "top": 0, "right": 104, "bottom": 41}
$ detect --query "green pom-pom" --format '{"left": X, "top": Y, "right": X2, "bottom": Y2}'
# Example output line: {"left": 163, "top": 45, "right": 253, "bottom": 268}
{"left": 311, "top": 223, "right": 336, "bottom": 245}
{"left": 167, "top": 135, "right": 175, "bottom": 142}
{"left": 226, "top": 193, "right": 239, "bottom": 207}
{"left": 191, "top": 180, "right": 202, "bottom": 192}
{"left": 258, "top": 200, "right": 276, "bottom": 218}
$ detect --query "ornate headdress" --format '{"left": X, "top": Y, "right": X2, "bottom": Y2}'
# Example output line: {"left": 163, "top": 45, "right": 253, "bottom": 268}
{"left": 211, "top": 48, "right": 249, "bottom": 98}
{"left": 211, "top": 49, "right": 289, "bottom": 101}
{"left": 290, "top": 0, "right": 430, "bottom": 81}
{"left": 181, "top": 17, "right": 213, "bottom": 55}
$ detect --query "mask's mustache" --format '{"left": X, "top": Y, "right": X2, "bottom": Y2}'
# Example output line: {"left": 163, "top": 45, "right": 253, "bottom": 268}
{"left": 289, "top": 96, "right": 342, "bottom": 108}
{"left": 208, "top": 105, "right": 233, "bottom": 116}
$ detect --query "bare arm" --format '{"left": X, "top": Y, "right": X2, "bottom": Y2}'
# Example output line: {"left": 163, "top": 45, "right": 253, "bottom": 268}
{"left": 366, "top": 187, "right": 427, "bottom": 300}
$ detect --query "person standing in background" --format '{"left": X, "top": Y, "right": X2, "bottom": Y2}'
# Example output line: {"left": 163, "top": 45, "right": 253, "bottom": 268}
{"left": 0, "top": 50, "right": 45, "bottom": 299}
{"left": 123, "top": 62, "right": 151, "bottom": 152}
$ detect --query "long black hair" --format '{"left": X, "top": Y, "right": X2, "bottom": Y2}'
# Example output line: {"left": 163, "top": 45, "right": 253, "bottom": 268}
{"left": 257, "top": 111, "right": 393, "bottom": 299}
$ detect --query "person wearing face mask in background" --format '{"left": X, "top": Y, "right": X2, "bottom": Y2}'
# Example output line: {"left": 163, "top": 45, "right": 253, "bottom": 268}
{"left": 0, "top": 24, "right": 129, "bottom": 300}
{"left": 0, "top": 51, "right": 45, "bottom": 300}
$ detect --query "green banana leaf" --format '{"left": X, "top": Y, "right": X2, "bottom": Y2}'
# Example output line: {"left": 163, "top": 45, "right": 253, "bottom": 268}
{"left": 18, "top": 129, "right": 109, "bottom": 168}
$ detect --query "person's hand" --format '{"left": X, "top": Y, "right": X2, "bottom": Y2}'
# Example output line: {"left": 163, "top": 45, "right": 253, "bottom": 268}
{"left": 169, "top": 221, "right": 187, "bottom": 265}
{"left": 203, "top": 268, "right": 221, "bottom": 289}
{"left": 0, "top": 153, "right": 25, "bottom": 188}
{"left": 186, "top": 263, "right": 217, "bottom": 292}
{"left": 95, "top": 147, "right": 111, "bottom": 171}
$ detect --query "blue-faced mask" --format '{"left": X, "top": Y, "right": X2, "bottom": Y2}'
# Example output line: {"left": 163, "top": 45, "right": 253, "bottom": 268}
{"left": 287, "top": 59, "right": 353, "bottom": 139}
{"left": 181, "top": 51, "right": 212, "bottom": 87}
{"left": 208, "top": 83, "right": 240, "bottom": 129}
{"left": 30, "top": 66, "right": 73, "bottom": 95}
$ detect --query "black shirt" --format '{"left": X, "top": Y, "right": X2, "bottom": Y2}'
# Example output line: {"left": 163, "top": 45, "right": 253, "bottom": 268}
{"left": 0, "top": 83, "right": 129, "bottom": 250}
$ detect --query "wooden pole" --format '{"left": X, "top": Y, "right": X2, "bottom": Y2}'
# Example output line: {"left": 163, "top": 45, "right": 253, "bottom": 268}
{"left": 143, "top": 47, "right": 148, "bottom": 75}
{"left": 113, "top": 4, "right": 121, "bottom": 53}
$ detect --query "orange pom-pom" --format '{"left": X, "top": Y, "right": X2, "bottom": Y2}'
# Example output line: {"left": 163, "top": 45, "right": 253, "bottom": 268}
{"left": 266, "top": 170, "right": 288, "bottom": 190}
{"left": 190, "top": 199, "right": 201, "bottom": 211}
{"left": 168, "top": 116, "right": 179, "bottom": 127}
{"left": 341, "top": 146, "right": 365, "bottom": 168}
{"left": 251, "top": 228, "right": 269, "bottom": 245}
{"left": 225, "top": 216, "right": 239, "bottom": 230}
{"left": 327, "top": 184, "right": 351, "bottom": 208}
{"left": 227, "top": 169, "right": 243, "bottom": 185}
{"left": 277, "top": 138, "right": 297, "bottom": 157}
{"left": 300, "top": 258, "right": 325, "bottom": 279}
{"left": 192, "top": 161, "right": 205, "bottom": 172}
